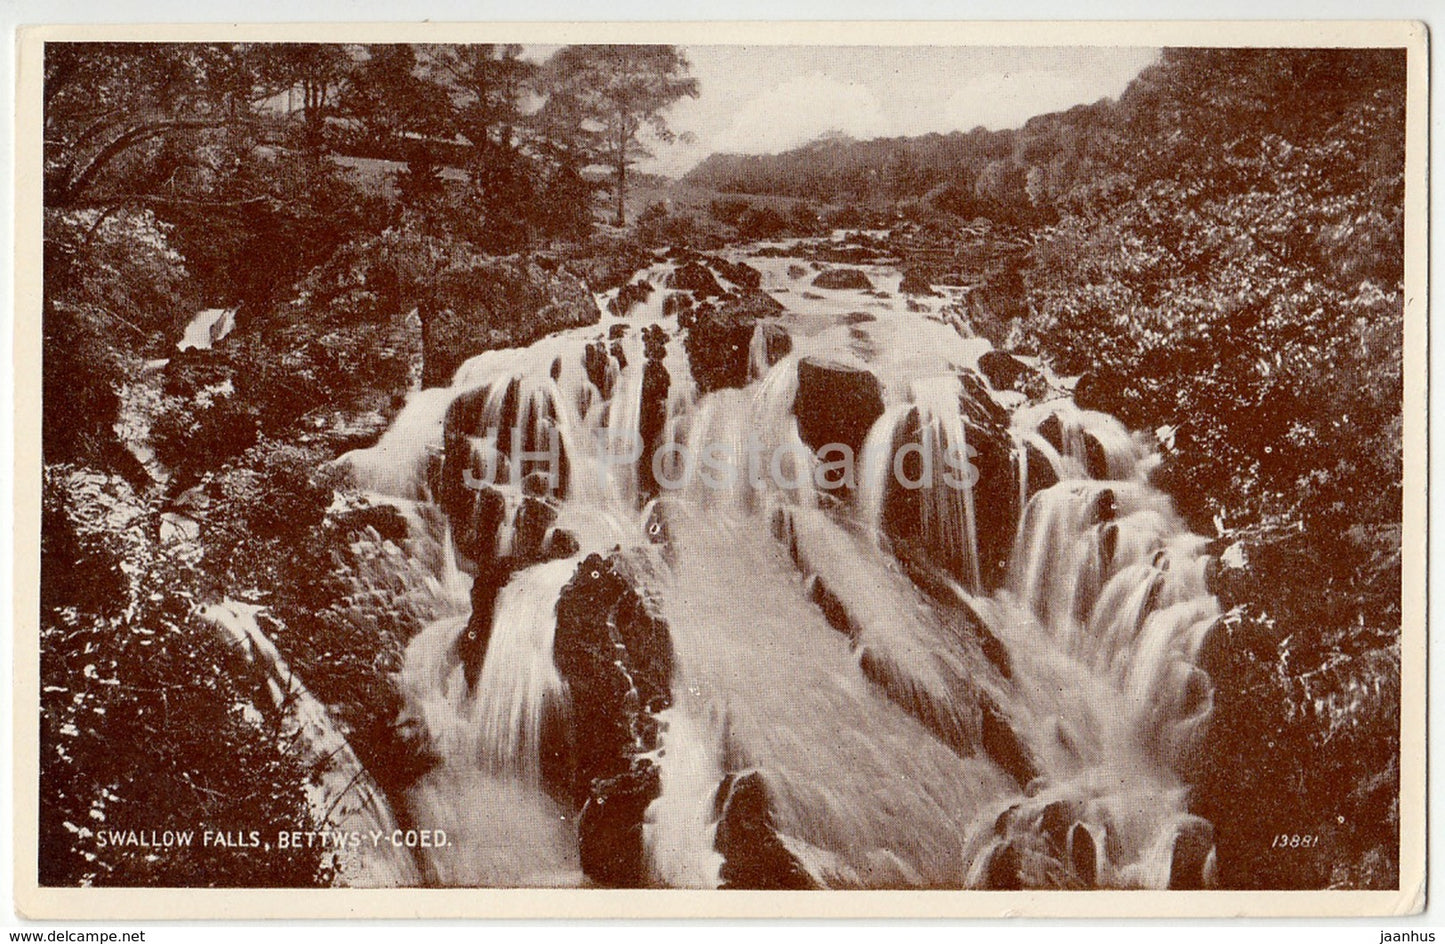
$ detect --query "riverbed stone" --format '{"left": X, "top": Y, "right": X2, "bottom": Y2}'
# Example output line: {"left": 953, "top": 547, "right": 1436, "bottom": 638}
{"left": 552, "top": 551, "right": 673, "bottom": 798}
{"left": 812, "top": 267, "right": 874, "bottom": 291}
{"left": 713, "top": 771, "right": 814, "bottom": 889}
{"left": 666, "top": 261, "right": 724, "bottom": 297}
{"left": 792, "top": 358, "right": 885, "bottom": 462}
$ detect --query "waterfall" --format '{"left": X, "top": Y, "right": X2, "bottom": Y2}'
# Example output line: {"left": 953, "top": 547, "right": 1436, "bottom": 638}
{"left": 352, "top": 244, "right": 1221, "bottom": 889}
{"left": 178, "top": 307, "right": 236, "bottom": 351}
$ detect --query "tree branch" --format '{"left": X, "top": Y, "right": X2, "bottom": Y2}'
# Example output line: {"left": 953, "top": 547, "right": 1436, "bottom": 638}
{"left": 57, "top": 117, "right": 234, "bottom": 208}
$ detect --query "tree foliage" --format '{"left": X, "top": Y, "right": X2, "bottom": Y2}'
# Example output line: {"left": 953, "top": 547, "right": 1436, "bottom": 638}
{"left": 39, "top": 468, "right": 326, "bottom": 887}
{"left": 541, "top": 45, "right": 699, "bottom": 226}
{"left": 1018, "top": 48, "right": 1405, "bottom": 890}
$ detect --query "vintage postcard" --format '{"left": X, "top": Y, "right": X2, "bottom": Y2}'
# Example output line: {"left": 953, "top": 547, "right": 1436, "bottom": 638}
{"left": 12, "top": 19, "right": 1427, "bottom": 919}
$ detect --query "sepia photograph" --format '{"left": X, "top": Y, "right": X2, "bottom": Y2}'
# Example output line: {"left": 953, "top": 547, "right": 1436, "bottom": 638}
{"left": 14, "top": 20, "right": 1427, "bottom": 919}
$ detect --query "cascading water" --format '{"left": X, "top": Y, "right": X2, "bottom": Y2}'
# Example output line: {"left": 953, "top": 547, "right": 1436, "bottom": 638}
{"left": 342, "top": 243, "right": 1222, "bottom": 889}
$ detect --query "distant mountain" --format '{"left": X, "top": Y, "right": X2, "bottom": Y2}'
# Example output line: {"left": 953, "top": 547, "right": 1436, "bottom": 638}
{"left": 682, "top": 98, "right": 1119, "bottom": 221}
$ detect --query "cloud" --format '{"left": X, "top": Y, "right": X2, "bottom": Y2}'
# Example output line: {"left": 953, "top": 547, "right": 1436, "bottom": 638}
{"left": 938, "top": 57, "right": 1152, "bottom": 131}
{"left": 711, "top": 72, "right": 898, "bottom": 154}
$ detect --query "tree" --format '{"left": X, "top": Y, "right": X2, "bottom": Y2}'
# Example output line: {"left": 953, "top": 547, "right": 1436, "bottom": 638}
{"left": 541, "top": 45, "right": 698, "bottom": 226}
{"left": 417, "top": 43, "right": 535, "bottom": 150}
{"left": 339, "top": 44, "right": 452, "bottom": 155}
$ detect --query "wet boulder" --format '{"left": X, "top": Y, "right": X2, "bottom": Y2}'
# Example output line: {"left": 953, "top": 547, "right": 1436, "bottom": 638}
{"left": 552, "top": 552, "right": 675, "bottom": 886}
{"left": 1019, "top": 441, "right": 1059, "bottom": 501}
{"left": 608, "top": 279, "right": 654, "bottom": 318}
{"left": 584, "top": 341, "right": 614, "bottom": 400}
{"left": 874, "top": 406, "right": 1018, "bottom": 589}
{"left": 1069, "top": 823, "right": 1100, "bottom": 886}
{"left": 1084, "top": 433, "right": 1110, "bottom": 480}
{"left": 459, "top": 553, "right": 513, "bottom": 688}
{"left": 810, "top": 575, "right": 855, "bottom": 638}
{"left": 958, "top": 370, "right": 1010, "bottom": 428}
{"left": 1168, "top": 818, "right": 1216, "bottom": 889}
{"left": 792, "top": 358, "right": 885, "bottom": 461}
{"left": 713, "top": 772, "right": 814, "bottom": 889}
{"left": 638, "top": 331, "right": 672, "bottom": 498}
{"left": 552, "top": 552, "right": 674, "bottom": 807}
{"left": 666, "top": 261, "right": 724, "bottom": 297}
{"left": 662, "top": 292, "right": 694, "bottom": 319}
{"left": 983, "top": 842, "right": 1024, "bottom": 890}
{"left": 703, "top": 256, "right": 763, "bottom": 290}
{"left": 898, "top": 265, "right": 939, "bottom": 296}
{"left": 512, "top": 497, "right": 558, "bottom": 561}
{"left": 980, "top": 697, "right": 1038, "bottom": 788}
{"left": 756, "top": 322, "right": 793, "bottom": 369}
{"left": 684, "top": 306, "right": 759, "bottom": 395}
{"left": 330, "top": 502, "right": 410, "bottom": 545}
{"left": 978, "top": 351, "right": 1043, "bottom": 394}
{"left": 970, "top": 423, "right": 1021, "bottom": 583}
{"left": 811, "top": 267, "right": 874, "bottom": 291}
{"left": 1037, "top": 412, "right": 1065, "bottom": 454}
{"left": 721, "top": 286, "right": 785, "bottom": 319}
{"left": 578, "top": 762, "right": 662, "bottom": 887}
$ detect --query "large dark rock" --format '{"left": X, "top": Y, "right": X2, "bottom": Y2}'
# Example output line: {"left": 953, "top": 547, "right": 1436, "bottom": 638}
{"left": 662, "top": 292, "right": 693, "bottom": 319}
{"left": 330, "top": 502, "right": 410, "bottom": 544}
{"left": 422, "top": 258, "right": 601, "bottom": 388}
{"left": 811, "top": 267, "right": 874, "bottom": 291}
{"left": 1037, "top": 412, "right": 1064, "bottom": 454}
{"left": 552, "top": 552, "right": 675, "bottom": 885}
{"left": 459, "top": 554, "right": 513, "bottom": 688}
{"left": 512, "top": 497, "right": 558, "bottom": 560}
{"left": 638, "top": 327, "right": 672, "bottom": 498}
{"left": 792, "top": 358, "right": 885, "bottom": 462}
{"left": 608, "top": 279, "right": 654, "bottom": 318}
{"left": 898, "top": 265, "right": 939, "bottom": 296}
{"left": 562, "top": 239, "right": 653, "bottom": 293}
{"left": 980, "top": 697, "right": 1037, "bottom": 788}
{"left": 756, "top": 323, "right": 793, "bottom": 370}
{"left": 684, "top": 305, "right": 758, "bottom": 395}
{"left": 713, "top": 772, "right": 814, "bottom": 889}
{"left": 703, "top": 256, "right": 763, "bottom": 290}
{"left": 666, "top": 261, "right": 724, "bottom": 297}
{"left": 978, "top": 351, "right": 1043, "bottom": 393}
{"left": 584, "top": 341, "right": 614, "bottom": 400}
{"left": 553, "top": 552, "right": 673, "bottom": 794}
{"left": 1168, "top": 818, "right": 1216, "bottom": 889}
{"left": 720, "top": 286, "right": 785, "bottom": 319}
{"left": 874, "top": 404, "right": 1018, "bottom": 589}
{"left": 983, "top": 842, "right": 1024, "bottom": 890}
{"left": 579, "top": 762, "right": 662, "bottom": 887}
{"left": 1020, "top": 441, "right": 1059, "bottom": 501}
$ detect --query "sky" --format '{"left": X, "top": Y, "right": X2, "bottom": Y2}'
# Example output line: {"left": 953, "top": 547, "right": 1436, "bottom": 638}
{"left": 527, "top": 46, "right": 1161, "bottom": 177}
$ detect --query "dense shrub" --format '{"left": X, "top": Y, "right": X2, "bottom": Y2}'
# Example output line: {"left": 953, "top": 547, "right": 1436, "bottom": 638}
{"left": 735, "top": 205, "right": 789, "bottom": 240}
{"left": 1021, "top": 48, "right": 1405, "bottom": 887}
{"left": 39, "top": 468, "right": 326, "bottom": 887}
